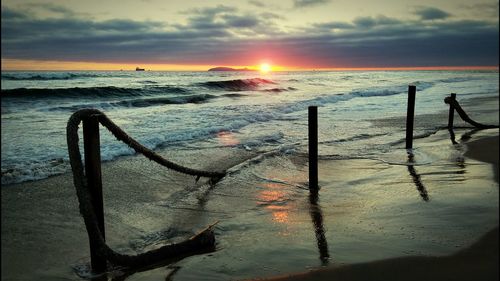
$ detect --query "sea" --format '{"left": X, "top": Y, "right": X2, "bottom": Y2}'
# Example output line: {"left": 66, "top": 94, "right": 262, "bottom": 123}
{"left": 1, "top": 70, "right": 498, "bottom": 185}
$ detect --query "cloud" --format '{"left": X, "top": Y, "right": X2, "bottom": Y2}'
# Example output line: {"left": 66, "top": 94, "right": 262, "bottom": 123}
{"left": 1, "top": 6, "right": 29, "bottom": 19}
{"left": 293, "top": 0, "right": 330, "bottom": 8}
{"left": 221, "top": 14, "right": 259, "bottom": 28}
{"left": 184, "top": 5, "right": 237, "bottom": 17}
{"left": 314, "top": 21, "right": 355, "bottom": 30}
{"left": 1, "top": 6, "right": 498, "bottom": 68}
{"left": 248, "top": 0, "right": 266, "bottom": 8}
{"left": 353, "top": 15, "right": 403, "bottom": 28}
{"left": 461, "top": 2, "right": 499, "bottom": 19}
{"left": 353, "top": 17, "right": 377, "bottom": 28}
{"left": 26, "top": 2, "right": 77, "bottom": 16}
{"left": 179, "top": 5, "right": 282, "bottom": 35}
{"left": 414, "top": 7, "right": 451, "bottom": 20}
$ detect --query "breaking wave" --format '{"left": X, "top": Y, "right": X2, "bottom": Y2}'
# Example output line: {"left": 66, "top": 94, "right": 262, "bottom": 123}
{"left": 1, "top": 86, "right": 191, "bottom": 99}
{"left": 1, "top": 73, "right": 101, "bottom": 80}
{"left": 198, "top": 78, "right": 276, "bottom": 91}
{"left": 49, "top": 94, "right": 217, "bottom": 111}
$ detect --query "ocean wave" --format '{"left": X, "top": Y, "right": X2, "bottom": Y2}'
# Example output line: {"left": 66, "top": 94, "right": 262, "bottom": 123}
{"left": 1, "top": 73, "right": 101, "bottom": 81}
{"left": 261, "top": 87, "right": 297, "bottom": 93}
{"left": 1, "top": 158, "right": 68, "bottom": 185}
{"left": 198, "top": 78, "right": 276, "bottom": 91}
{"left": 48, "top": 94, "right": 216, "bottom": 111}
{"left": 436, "top": 77, "right": 488, "bottom": 83}
{"left": 221, "top": 93, "right": 248, "bottom": 98}
{"left": 1, "top": 86, "right": 190, "bottom": 99}
{"left": 0, "top": 80, "right": 443, "bottom": 185}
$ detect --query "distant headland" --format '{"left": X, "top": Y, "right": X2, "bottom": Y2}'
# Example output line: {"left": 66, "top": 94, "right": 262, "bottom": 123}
{"left": 208, "top": 67, "right": 256, "bottom": 71}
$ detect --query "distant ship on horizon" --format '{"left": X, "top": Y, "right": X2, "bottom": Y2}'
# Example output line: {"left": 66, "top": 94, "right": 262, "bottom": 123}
{"left": 135, "top": 67, "right": 145, "bottom": 71}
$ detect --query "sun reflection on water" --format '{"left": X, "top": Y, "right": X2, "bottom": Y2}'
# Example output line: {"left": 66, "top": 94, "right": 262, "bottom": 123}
{"left": 267, "top": 205, "right": 289, "bottom": 223}
{"left": 257, "top": 182, "right": 291, "bottom": 224}
{"left": 217, "top": 131, "right": 240, "bottom": 146}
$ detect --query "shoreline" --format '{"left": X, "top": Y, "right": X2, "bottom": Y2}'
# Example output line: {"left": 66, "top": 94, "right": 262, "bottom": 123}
{"left": 1, "top": 128, "right": 498, "bottom": 280}
{"left": 250, "top": 132, "right": 499, "bottom": 281}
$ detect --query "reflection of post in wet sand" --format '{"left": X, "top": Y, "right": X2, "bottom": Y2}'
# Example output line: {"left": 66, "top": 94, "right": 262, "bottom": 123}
{"left": 309, "top": 191, "right": 330, "bottom": 265}
{"left": 407, "top": 152, "right": 429, "bottom": 202}
{"left": 448, "top": 128, "right": 486, "bottom": 169}
{"left": 448, "top": 127, "right": 482, "bottom": 145}
{"left": 448, "top": 128, "right": 458, "bottom": 145}
{"left": 257, "top": 171, "right": 330, "bottom": 264}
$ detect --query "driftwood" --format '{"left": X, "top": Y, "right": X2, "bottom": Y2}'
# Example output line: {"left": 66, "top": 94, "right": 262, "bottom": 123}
{"left": 444, "top": 96, "right": 499, "bottom": 129}
{"left": 66, "top": 109, "right": 222, "bottom": 269}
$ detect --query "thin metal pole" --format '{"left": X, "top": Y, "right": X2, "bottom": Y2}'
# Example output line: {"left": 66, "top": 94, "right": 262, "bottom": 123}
{"left": 83, "top": 114, "right": 106, "bottom": 273}
{"left": 448, "top": 93, "right": 456, "bottom": 129}
{"left": 405, "top": 85, "right": 416, "bottom": 149}
{"left": 308, "top": 106, "right": 318, "bottom": 191}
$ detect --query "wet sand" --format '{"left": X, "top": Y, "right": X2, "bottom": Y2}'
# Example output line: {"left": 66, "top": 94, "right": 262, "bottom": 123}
{"left": 255, "top": 134, "right": 499, "bottom": 281}
{"left": 256, "top": 228, "right": 498, "bottom": 281}
{"left": 2, "top": 129, "right": 498, "bottom": 281}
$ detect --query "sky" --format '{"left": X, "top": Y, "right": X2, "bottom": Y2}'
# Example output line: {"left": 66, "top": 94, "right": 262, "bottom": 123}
{"left": 1, "top": 0, "right": 499, "bottom": 70}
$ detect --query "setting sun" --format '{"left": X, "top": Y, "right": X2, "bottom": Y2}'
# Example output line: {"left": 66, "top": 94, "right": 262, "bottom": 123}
{"left": 260, "top": 63, "right": 271, "bottom": 72}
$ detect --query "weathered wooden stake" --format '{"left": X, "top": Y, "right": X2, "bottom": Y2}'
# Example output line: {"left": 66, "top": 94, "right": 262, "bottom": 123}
{"left": 405, "top": 85, "right": 416, "bottom": 149}
{"left": 83, "top": 115, "right": 106, "bottom": 273}
{"left": 447, "top": 93, "right": 456, "bottom": 129}
{"left": 308, "top": 106, "right": 318, "bottom": 191}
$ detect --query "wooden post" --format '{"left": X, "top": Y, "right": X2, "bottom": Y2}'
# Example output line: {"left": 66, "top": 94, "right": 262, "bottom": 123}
{"left": 448, "top": 93, "right": 456, "bottom": 129}
{"left": 83, "top": 115, "right": 106, "bottom": 273}
{"left": 405, "top": 85, "right": 416, "bottom": 149}
{"left": 308, "top": 106, "right": 318, "bottom": 191}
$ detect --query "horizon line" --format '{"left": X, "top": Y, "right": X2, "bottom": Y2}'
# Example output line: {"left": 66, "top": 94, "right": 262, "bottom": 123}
{"left": 2, "top": 67, "right": 498, "bottom": 72}
{"left": 1, "top": 59, "right": 498, "bottom": 72}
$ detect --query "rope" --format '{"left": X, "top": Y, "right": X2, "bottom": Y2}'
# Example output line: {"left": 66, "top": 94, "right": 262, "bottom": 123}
{"left": 67, "top": 108, "right": 221, "bottom": 269}
{"left": 444, "top": 97, "right": 499, "bottom": 129}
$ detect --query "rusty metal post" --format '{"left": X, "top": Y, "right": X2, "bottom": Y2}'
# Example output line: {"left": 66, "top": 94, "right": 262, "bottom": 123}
{"left": 308, "top": 106, "right": 318, "bottom": 192}
{"left": 405, "top": 85, "right": 416, "bottom": 149}
{"left": 83, "top": 114, "right": 106, "bottom": 273}
{"left": 448, "top": 93, "right": 456, "bottom": 129}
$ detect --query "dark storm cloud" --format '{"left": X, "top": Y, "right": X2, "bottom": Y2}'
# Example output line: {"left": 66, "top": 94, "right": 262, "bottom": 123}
{"left": 293, "top": 0, "right": 331, "bottom": 8}
{"left": 1, "top": 5, "right": 498, "bottom": 67}
{"left": 414, "top": 7, "right": 451, "bottom": 20}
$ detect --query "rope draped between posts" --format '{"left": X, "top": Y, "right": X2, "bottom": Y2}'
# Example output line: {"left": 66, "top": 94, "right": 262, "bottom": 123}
{"left": 68, "top": 108, "right": 226, "bottom": 179}
{"left": 67, "top": 108, "right": 223, "bottom": 268}
{"left": 444, "top": 96, "right": 499, "bottom": 129}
